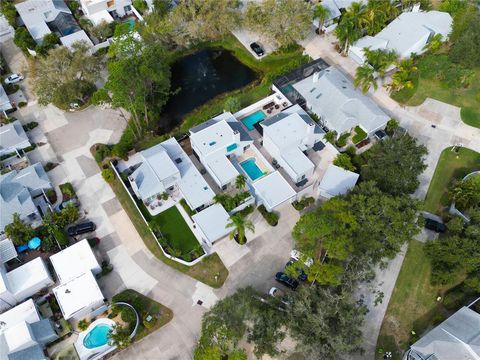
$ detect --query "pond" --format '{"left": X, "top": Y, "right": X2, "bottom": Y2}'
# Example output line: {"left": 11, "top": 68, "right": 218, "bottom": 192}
{"left": 160, "top": 48, "right": 257, "bottom": 131}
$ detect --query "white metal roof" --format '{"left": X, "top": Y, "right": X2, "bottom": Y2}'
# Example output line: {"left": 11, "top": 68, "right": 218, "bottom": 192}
{"left": 282, "top": 147, "right": 314, "bottom": 177}
{"left": 318, "top": 164, "right": 359, "bottom": 198}
{"left": 6, "top": 257, "right": 53, "bottom": 297}
{"left": 88, "top": 9, "right": 114, "bottom": 26}
{"left": 161, "top": 138, "right": 215, "bottom": 209}
{"left": 0, "top": 299, "right": 40, "bottom": 330}
{"left": 60, "top": 30, "right": 94, "bottom": 49}
{"left": 49, "top": 239, "right": 100, "bottom": 283}
{"left": 0, "top": 238, "right": 17, "bottom": 263}
{"left": 189, "top": 114, "right": 238, "bottom": 157}
{"left": 205, "top": 154, "right": 239, "bottom": 186}
{"left": 0, "top": 120, "right": 29, "bottom": 153}
{"left": 293, "top": 67, "right": 389, "bottom": 135}
{"left": 252, "top": 171, "right": 296, "bottom": 210}
{"left": 192, "top": 204, "right": 231, "bottom": 244}
{"left": 52, "top": 271, "right": 104, "bottom": 320}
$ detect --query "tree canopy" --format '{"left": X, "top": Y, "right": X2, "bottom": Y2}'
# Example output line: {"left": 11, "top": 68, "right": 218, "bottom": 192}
{"left": 244, "top": 0, "right": 312, "bottom": 47}
{"left": 4, "top": 213, "right": 35, "bottom": 246}
{"left": 449, "top": 7, "right": 480, "bottom": 69}
{"left": 105, "top": 33, "right": 171, "bottom": 138}
{"left": 361, "top": 134, "right": 427, "bottom": 196}
{"left": 32, "top": 41, "right": 102, "bottom": 108}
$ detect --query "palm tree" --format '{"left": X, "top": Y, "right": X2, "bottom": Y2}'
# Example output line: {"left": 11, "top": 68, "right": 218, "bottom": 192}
{"left": 386, "top": 58, "right": 417, "bottom": 92}
{"left": 335, "top": 2, "right": 366, "bottom": 55}
{"left": 235, "top": 175, "right": 246, "bottom": 190}
{"left": 226, "top": 213, "right": 255, "bottom": 245}
{"left": 354, "top": 63, "right": 377, "bottom": 93}
{"left": 364, "top": 0, "right": 398, "bottom": 36}
{"left": 363, "top": 48, "right": 398, "bottom": 77}
{"left": 424, "top": 33, "right": 443, "bottom": 53}
{"left": 313, "top": 4, "right": 331, "bottom": 34}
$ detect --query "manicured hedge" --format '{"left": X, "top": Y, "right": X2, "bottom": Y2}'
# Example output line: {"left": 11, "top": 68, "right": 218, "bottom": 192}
{"left": 258, "top": 205, "right": 279, "bottom": 226}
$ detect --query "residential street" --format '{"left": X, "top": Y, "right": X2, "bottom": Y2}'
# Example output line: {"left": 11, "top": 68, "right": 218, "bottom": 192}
{"left": 3, "top": 28, "right": 480, "bottom": 360}
{"left": 302, "top": 32, "right": 480, "bottom": 360}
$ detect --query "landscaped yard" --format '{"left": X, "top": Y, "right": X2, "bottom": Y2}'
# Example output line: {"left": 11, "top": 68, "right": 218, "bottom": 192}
{"left": 391, "top": 54, "right": 480, "bottom": 128}
{"left": 112, "top": 289, "right": 173, "bottom": 341}
{"left": 375, "top": 241, "right": 465, "bottom": 360}
{"left": 423, "top": 146, "right": 480, "bottom": 215}
{"left": 108, "top": 176, "right": 228, "bottom": 288}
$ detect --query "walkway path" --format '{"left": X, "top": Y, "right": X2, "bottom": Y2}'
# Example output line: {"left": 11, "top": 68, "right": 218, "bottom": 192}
{"left": 302, "top": 33, "right": 480, "bottom": 359}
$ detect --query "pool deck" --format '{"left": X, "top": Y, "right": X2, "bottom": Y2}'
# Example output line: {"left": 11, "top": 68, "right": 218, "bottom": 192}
{"left": 236, "top": 147, "right": 272, "bottom": 179}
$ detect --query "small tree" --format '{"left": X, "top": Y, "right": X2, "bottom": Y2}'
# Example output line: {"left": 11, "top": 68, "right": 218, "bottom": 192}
{"left": 224, "top": 97, "right": 241, "bottom": 113}
{"left": 385, "top": 118, "right": 399, "bottom": 136}
{"left": 36, "top": 33, "right": 59, "bottom": 55}
{"left": 78, "top": 319, "right": 89, "bottom": 331}
{"left": 449, "top": 176, "right": 480, "bottom": 211}
{"left": 227, "top": 213, "right": 255, "bottom": 245}
{"left": 313, "top": 4, "right": 331, "bottom": 33}
{"left": 333, "top": 153, "right": 356, "bottom": 171}
{"left": 109, "top": 325, "right": 132, "bottom": 349}
{"left": 102, "top": 168, "right": 116, "bottom": 183}
{"left": 5, "top": 213, "right": 35, "bottom": 246}
{"left": 14, "top": 28, "right": 36, "bottom": 53}
{"left": 1, "top": 1, "right": 17, "bottom": 27}
{"left": 235, "top": 175, "right": 246, "bottom": 190}
{"left": 324, "top": 131, "right": 337, "bottom": 144}
{"left": 354, "top": 63, "right": 377, "bottom": 93}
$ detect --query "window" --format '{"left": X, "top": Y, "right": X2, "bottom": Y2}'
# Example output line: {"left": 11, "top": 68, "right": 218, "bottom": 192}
{"left": 244, "top": 145, "right": 250, "bottom": 151}
{"left": 175, "top": 158, "right": 182, "bottom": 164}
{"left": 124, "top": 5, "right": 132, "bottom": 12}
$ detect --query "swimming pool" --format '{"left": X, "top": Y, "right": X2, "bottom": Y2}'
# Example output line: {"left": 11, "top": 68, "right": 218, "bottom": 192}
{"left": 241, "top": 111, "right": 266, "bottom": 131}
{"left": 240, "top": 158, "right": 265, "bottom": 181}
{"left": 83, "top": 324, "right": 112, "bottom": 349}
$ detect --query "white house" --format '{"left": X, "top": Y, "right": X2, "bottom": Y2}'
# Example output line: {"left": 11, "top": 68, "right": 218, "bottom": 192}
{"left": 129, "top": 137, "right": 215, "bottom": 212}
{"left": 0, "top": 299, "right": 58, "bottom": 360}
{"left": 261, "top": 104, "right": 325, "bottom": 184}
{"left": 349, "top": 10, "right": 453, "bottom": 64}
{"left": 79, "top": 0, "right": 135, "bottom": 25}
{"left": 50, "top": 240, "right": 105, "bottom": 320}
{"left": 292, "top": 66, "right": 389, "bottom": 138}
{"left": 314, "top": 0, "right": 358, "bottom": 32}
{"left": 190, "top": 112, "right": 254, "bottom": 190}
{"left": 0, "top": 120, "right": 31, "bottom": 157}
{"left": 0, "top": 15, "right": 14, "bottom": 42}
{"left": 0, "top": 254, "right": 54, "bottom": 312}
{"left": 15, "top": 0, "right": 93, "bottom": 49}
{"left": 318, "top": 164, "right": 359, "bottom": 199}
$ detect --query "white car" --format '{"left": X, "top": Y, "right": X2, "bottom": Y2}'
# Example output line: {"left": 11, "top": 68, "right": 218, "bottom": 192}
{"left": 4, "top": 74, "right": 24, "bottom": 84}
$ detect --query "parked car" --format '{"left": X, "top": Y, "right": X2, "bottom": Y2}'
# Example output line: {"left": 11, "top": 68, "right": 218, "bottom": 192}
{"left": 250, "top": 42, "right": 264, "bottom": 57}
{"left": 4, "top": 73, "right": 24, "bottom": 84}
{"left": 275, "top": 272, "right": 299, "bottom": 290}
{"left": 424, "top": 218, "right": 446, "bottom": 233}
{"left": 58, "top": 197, "right": 80, "bottom": 210}
{"left": 67, "top": 221, "right": 96, "bottom": 236}
{"left": 285, "top": 260, "right": 308, "bottom": 282}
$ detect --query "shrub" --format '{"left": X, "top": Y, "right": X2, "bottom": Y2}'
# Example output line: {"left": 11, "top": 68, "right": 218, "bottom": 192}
{"left": 324, "top": 131, "right": 337, "bottom": 144}
{"left": 94, "top": 143, "right": 112, "bottom": 163}
{"left": 335, "top": 132, "right": 350, "bottom": 148}
{"left": 352, "top": 126, "right": 367, "bottom": 144}
{"left": 120, "top": 307, "right": 136, "bottom": 324}
{"left": 292, "top": 197, "right": 315, "bottom": 211}
{"left": 45, "top": 188, "right": 57, "bottom": 204}
{"left": 223, "top": 96, "right": 242, "bottom": 113}
{"left": 258, "top": 205, "right": 279, "bottom": 226}
{"left": 333, "top": 153, "right": 356, "bottom": 171}
{"left": 14, "top": 27, "right": 36, "bottom": 53}
{"left": 180, "top": 198, "right": 196, "bottom": 217}
{"left": 133, "top": 0, "right": 148, "bottom": 14}
{"left": 78, "top": 319, "right": 89, "bottom": 331}
{"left": 52, "top": 228, "right": 69, "bottom": 246}
{"left": 91, "top": 88, "right": 111, "bottom": 105}
{"left": 132, "top": 297, "right": 146, "bottom": 316}
{"left": 238, "top": 205, "right": 254, "bottom": 216}
{"left": 18, "top": 101, "right": 27, "bottom": 108}
{"left": 88, "top": 237, "right": 100, "bottom": 248}
{"left": 1, "top": 1, "right": 16, "bottom": 27}
{"left": 59, "top": 183, "right": 75, "bottom": 200}
{"left": 23, "top": 121, "right": 38, "bottom": 130}
{"left": 385, "top": 118, "right": 399, "bottom": 136}
{"left": 101, "top": 168, "right": 115, "bottom": 183}
{"left": 22, "top": 144, "right": 37, "bottom": 153}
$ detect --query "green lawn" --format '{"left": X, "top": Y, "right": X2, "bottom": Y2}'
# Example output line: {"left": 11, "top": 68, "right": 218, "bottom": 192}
{"left": 149, "top": 206, "right": 199, "bottom": 256}
{"left": 375, "top": 241, "right": 463, "bottom": 360}
{"left": 424, "top": 147, "right": 480, "bottom": 215}
{"left": 391, "top": 54, "right": 480, "bottom": 128}
{"left": 108, "top": 176, "right": 228, "bottom": 288}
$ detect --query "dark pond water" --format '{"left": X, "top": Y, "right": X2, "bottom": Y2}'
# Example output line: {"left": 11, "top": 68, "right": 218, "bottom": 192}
{"left": 160, "top": 48, "right": 257, "bottom": 131}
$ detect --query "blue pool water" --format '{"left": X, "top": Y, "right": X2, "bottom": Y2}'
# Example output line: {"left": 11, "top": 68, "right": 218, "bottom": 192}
{"left": 241, "top": 111, "right": 266, "bottom": 131}
{"left": 83, "top": 324, "right": 112, "bottom": 349}
{"left": 240, "top": 158, "right": 265, "bottom": 181}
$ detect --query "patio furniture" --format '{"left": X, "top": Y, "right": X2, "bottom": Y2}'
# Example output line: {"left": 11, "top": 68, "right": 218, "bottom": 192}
{"left": 28, "top": 237, "right": 41, "bottom": 250}
{"left": 16, "top": 244, "right": 29, "bottom": 253}
{"left": 274, "top": 104, "right": 280, "bottom": 109}
{"left": 262, "top": 101, "right": 275, "bottom": 110}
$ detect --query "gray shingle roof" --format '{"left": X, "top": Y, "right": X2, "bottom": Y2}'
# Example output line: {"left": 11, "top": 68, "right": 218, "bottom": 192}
{"left": 293, "top": 67, "right": 389, "bottom": 135}
{"left": 7, "top": 344, "right": 47, "bottom": 360}
{"left": 408, "top": 305, "right": 480, "bottom": 360}
{"left": 0, "top": 163, "right": 51, "bottom": 232}
{"left": 30, "top": 319, "right": 58, "bottom": 345}
{"left": 0, "top": 121, "right": 29, "bottom": 153}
